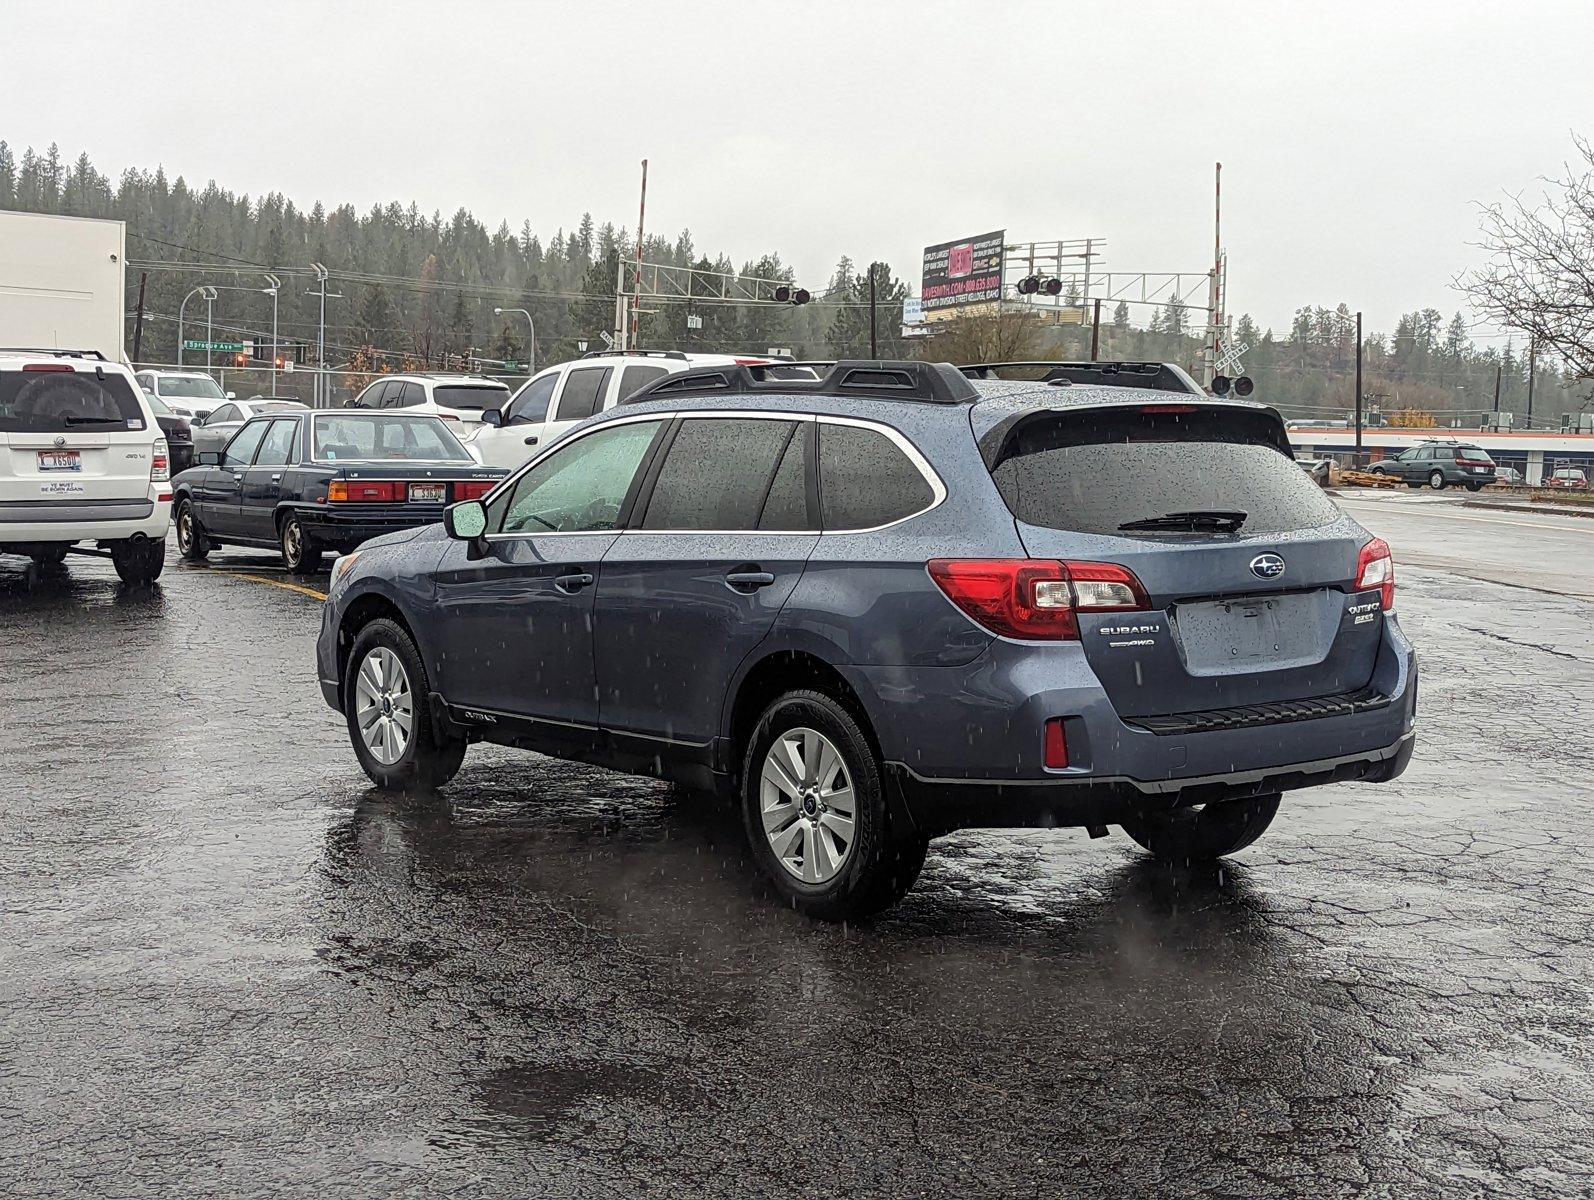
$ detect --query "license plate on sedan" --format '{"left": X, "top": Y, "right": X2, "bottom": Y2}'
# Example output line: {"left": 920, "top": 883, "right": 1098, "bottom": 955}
{"left": 408, "top": 482, "right": 446, "bottom": 503}
{"left": 38, "top": 450, "right": 81, "bottom": 472}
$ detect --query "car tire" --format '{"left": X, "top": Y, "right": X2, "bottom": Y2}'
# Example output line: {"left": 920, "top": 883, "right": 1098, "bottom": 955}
{"left": 1428, "top": 470, "right": 1446, "bottom": 490}
{"left": 741, "top": 689, "right": 928, "bottom": 921}
{"left": 279, "top": 513, "right": 323, "bottom": 574}
{"left": 175, "top": 499, "right": 211, "bottom": 560}
{"left": 1121, "top": 793, "right": 1281, "bottom": 863}
{"left": 27, "top": 545, "right": 69, "bottom": 568}
{"left": 1368, "top": 465, "right": 1385, "bottom": 475}
{"left": 344, "top": 618, "right": 466, "bottom": 792}
{"left": 1466, "top": 482, "right": 1482, "bottom": 492}
{"left": 109, "top": 537, "right": 165, "bottom": 586}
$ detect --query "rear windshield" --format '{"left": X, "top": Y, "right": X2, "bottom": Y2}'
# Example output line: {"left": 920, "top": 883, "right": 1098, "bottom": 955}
{"left": 1457, "top": 447, "right": 1492, "bottom": 462}
{"left": 0, "top": 370, "right": 147, "bottom": 433}
{"left": 989, "top": 407, "right": 1341, "bottom": 537}
{"left": 160, "top": 376, "right": 226, "bottom": 400}
{"left": 312, "top": 414, "right": 472, "bottom": 462}
{"left": 431, "top": 385, "right": 507, "bottom": 411}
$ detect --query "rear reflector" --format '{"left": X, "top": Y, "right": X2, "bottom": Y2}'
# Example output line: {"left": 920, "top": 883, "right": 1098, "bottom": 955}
{"left": 1139, "top": 403, "right": 1197, "bottom": 414}
{"left": 1356, "top": 537, "right": 1395, "bottom": 611}
{"left": 927, "top": 559, "right": 1149, "bottom": 641}
{"left": 329, "top": 480, "right": 402, "bottom": 502}
{"left": 1043, "top": 718, "right": 1069, "bottom": 769}
{"left": 22, "top": 363, "right": 73, "bottom": 373}
{"left": 453, "top": 481, "right": 495, "bottom": 501}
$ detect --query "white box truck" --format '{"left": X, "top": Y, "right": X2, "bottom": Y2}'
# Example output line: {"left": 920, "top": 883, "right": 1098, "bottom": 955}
{"left": 0, "top": 209, "right": 127, "bottom": 361}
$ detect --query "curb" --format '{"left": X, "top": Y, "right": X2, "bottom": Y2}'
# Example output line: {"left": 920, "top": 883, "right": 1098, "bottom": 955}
{"left": 1462, "top": 499, "right": 1594, "bottom": 520}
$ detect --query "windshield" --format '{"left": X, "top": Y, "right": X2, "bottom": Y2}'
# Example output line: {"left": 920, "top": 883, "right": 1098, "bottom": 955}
{"left": 312, "top": 413, "right": 473, "bottom": 462}
{"left": 431, "top": 385, "right": 508, "bottom": 411}
{"left": 160, "top": 376, "right": 226, "bottom": 400}
{"left": 0, "top": 370, "right": 148, "bottom": 433}
{"left": 989, "top": 407, "right": 1341, "bottom": 538}
{"left": 145, "top": 394, "right": 174, "bottom": 416}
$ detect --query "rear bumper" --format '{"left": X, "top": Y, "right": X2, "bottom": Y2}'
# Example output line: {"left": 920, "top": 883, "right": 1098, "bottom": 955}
{"left": 0, "top": 496, "right": 170, "bottom": 544}
{"left": 847, "top": 615, "right": 1418, "bottom": 834}
{"left": 298, "top": 508, "right": 444, "bottom": 550}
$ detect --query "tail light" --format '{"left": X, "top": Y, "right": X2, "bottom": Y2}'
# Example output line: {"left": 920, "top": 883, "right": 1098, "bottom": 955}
{"left": 927, "top": 559, "right": 1150, "bottom": 641}
{"left": 22, "top": 363, "right": 73, "bottom": 373}
{"left": 1356, "top": 537, "right": 1395, "bottom": 611}
{"left": 329, "top": 480, "right": 402, "bottom": 502}
{"left": 150, "top": 438, "right": 170, "bottom": 482}
{"left": 453, "top": 481, "right": 495, "bottom": 501}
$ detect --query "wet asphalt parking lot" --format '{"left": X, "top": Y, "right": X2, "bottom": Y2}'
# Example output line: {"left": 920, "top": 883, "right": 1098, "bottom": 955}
{"left": 2, "top": 491, "right": 1591, "bottom": 1198}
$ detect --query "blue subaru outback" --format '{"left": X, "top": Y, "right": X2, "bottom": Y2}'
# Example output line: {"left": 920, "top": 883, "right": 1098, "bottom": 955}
{"left": 316, "top": 360, "right": 1416, "bottom": 919}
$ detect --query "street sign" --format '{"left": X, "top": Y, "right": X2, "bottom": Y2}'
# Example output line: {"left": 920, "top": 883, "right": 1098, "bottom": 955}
{"left": 503, "top": 360, "right": 521, "bottom": 372}
{"left": 1214, "top": 340, "right": 1249, "bottom": 373}
{"left": 686, "top": 314, "right": 703, "bottom": 330}
{"left": 901, "top": 297, "right": 924, "bottom": 325}
{"left": 183, "top": 339, "right": 247, "bottom": 353}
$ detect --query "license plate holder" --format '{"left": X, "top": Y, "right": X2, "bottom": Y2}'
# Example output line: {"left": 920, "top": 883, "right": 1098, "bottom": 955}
{"left": 408, "top": 482, "right": 446, "bottom": 503}
{"left": 38, "top": 450, "right": 81, "bottom": 472}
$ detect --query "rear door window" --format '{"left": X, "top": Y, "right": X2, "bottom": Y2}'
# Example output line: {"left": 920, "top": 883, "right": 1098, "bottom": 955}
{"left": 0, "top": 370, "right": 147, "bottom": 433}
{"left": 552, "top": 368, "right": 611, "bottom": 422}
{"left": 641, "top": 418, "right": 798, "bottom": 530}
{"left": 989, "top": 407, "right": 1341, "bottom": 537}
{"left": 818, "top": 422, "right": 934, "bottom": 530}
{"left": 618, "top": 364, "right": 669, "bottom": 400}
{"left": 254, "top": 418, "right": 298, "bottom": 467}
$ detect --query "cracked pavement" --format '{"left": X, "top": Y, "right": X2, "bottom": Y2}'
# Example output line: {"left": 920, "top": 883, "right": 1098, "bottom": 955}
{"left": 1, "top": 496, "right": 1591, "bottom": 1198}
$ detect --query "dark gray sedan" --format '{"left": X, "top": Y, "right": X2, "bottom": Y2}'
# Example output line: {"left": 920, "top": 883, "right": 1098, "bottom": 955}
{"left": 191, "top": 397, "right": 308, "bottom": 458}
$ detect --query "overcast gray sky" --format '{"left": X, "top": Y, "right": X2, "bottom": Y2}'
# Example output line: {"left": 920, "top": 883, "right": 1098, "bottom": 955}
{"left": 8, "top": 0, "right": 1593, "bottom": 337}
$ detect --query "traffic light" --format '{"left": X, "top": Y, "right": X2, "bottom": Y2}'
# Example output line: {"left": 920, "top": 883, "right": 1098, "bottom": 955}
{"left": 274, "top": 356, "right": 286, "bottom": 370}
{"left": 233, "top": 352, "right": 247, "bottom": 367}
{"left": 1017, "top": 276, "right": 1064, "bottom": 297}
{"left": 773, "top": 285, "right": 811, "bottom": 305}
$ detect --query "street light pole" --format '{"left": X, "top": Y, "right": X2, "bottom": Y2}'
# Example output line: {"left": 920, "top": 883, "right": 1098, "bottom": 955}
{"left": 494, "top": 307, "right": 537, "bottom": 373}
{"left": 264, "top": 274, "right": 281, "bottom": 397}
{"left": 206, "top": 292, "right": 215, "bottom": 371}
{"left": 1354, "top": 310, "right": 1364, "bottom": 464}
{"left": 177, "top": 285, "right": 216, "bottom": 367}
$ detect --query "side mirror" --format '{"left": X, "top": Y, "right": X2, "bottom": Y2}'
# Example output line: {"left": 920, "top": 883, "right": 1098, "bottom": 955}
{"left": 444, "top": 500, "right": 489, "bottom": 557}
{"left": 198, "top": 451, "right": 222, "bottom": 466}
{"left": 480, "top": 408, "right": 503, "bottom": 428}
{"left": 226, "top": 391, "right": 237, "bottom": 400}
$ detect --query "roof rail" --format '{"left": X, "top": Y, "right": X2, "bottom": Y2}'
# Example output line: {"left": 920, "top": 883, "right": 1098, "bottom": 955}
{"left": 960, "top": 360, "right": 1203, "bottom": 395}
{"left": 580, "top": 349, "right": 690, "bottom": 361}
{"left": 0, "top": 347, "right": 109, "bottom": 361}
{"left": 619, "top": 359, "right": 981, "bottom": 407}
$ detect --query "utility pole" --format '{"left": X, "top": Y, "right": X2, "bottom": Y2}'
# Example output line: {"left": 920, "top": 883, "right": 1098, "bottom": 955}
{"left": 631, "top": 159, "right": 647, "bottom": 352}
{"left": 868, "top": 265, "right": 878, "bottom": 358}
{"left": 1526, "top": 336, "right": 1536, "bottom": 428}
{"left": 307, "top": 264, "right": 340, "bottom": 408}
{"left": 1354, "top": 310, "right": 1364, "bottom": 463}
{"left": 131, "top": 272, "right": 148, "bottom": 364}
{"left": 1091, "top": 298, "right": 1102, "bottom": 361}
{"left": 1205, "top": 161, "right": 1223, "bottom": 387}
{"left": 1492, "top": 363, "right": 1502, "bottom": 413}
{"left": 205, "top": 292, "right": 215, "bottom": 371}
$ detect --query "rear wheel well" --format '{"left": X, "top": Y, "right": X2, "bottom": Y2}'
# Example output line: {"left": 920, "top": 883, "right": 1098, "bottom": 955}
{"left": 728, "top": 652, "right": 880, "bottom": 781}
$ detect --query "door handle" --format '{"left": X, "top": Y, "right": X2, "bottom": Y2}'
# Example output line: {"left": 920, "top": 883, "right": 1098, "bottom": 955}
{"left": 725, "top": 569, "right": 776, "bottom": 591}
{"left": 554, "top": 570, "right": 595, "bottom": 594}
{"left": 523, "top": 435, "right": 539, "bottom": 446}
{"left": 270, "top": 473, "right": 282, "bottom": 482}
{"left": 231, "top": 473, "right": 243, "bottom": 482}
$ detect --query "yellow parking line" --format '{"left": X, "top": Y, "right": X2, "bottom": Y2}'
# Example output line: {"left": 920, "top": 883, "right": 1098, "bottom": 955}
{"left": 210, "top": 570, "right": 328, "bottom": 601}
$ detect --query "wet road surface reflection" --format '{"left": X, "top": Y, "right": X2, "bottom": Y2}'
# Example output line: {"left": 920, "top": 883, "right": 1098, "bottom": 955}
{"left": 2, "top": 548, "right": 1591, "bottom": 1197}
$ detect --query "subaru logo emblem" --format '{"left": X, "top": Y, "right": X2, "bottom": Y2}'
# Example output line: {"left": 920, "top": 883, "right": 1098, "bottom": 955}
{"left": 1249, "top": 553, "right": 1286, "bottom": 580}
{"left": 53, "top": 435, "right": 66, "bottom": 448}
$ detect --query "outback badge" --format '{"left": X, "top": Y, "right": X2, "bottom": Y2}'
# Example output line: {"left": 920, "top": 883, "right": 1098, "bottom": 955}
{"left": 1249, "top": 553, "right": 1286, "bottom": 580}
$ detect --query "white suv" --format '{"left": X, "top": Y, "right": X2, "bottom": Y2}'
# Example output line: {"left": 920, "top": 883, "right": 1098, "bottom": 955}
{"left": 132, "top": 369, "right": 232, "bottom": 421}
{"left": 1, "top": 350, "right": 171, "bottom": 583}
{"left": 348, "top": 373, "right": 511, "bottom": 426}
{"left": 467, "top": 352, "right": 781, "bottom": 469}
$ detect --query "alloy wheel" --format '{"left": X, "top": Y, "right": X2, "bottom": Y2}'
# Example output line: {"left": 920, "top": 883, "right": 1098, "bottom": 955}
{"left": 283, "top": 519, "right": 303, "bottom": 566}
{"left": 759, "top": 726, "right": 857, "bottom": 884}
{"left": 177, "top": 508, "right": 194, "bottom": 553}
{"left": 354, "top": 646, "right": 414, "bottom": 766}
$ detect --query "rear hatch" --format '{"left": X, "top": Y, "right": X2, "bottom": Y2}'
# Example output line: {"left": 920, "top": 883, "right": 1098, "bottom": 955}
{"left": 0, "top": 366, "right": 159, "bottom": 504}
{"left": 431, "top": 384, "right": 510, "bottom": 421}
{"left": 982, "top": 401, "right": 1385, "bottom": 718}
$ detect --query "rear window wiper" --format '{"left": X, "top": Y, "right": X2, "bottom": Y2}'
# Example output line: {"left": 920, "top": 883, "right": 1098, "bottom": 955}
{"left": 62, "top": 415, "right": 127, "bottom": 425}
{"left": 1118, "top": 509, "right": 1248, "bottom": 533}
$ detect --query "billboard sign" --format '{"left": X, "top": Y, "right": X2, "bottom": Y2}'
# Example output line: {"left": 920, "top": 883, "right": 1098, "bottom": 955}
{"left": 921, "top": 230, "right": 1005, "bottom": 320}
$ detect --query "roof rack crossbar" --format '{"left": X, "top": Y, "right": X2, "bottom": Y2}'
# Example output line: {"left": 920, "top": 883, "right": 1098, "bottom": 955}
{"left": 0, "top": 347, "right": 108, "bottom": 361}
{"left": 620, "top": 359, "right": 980, "bottom": 407}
